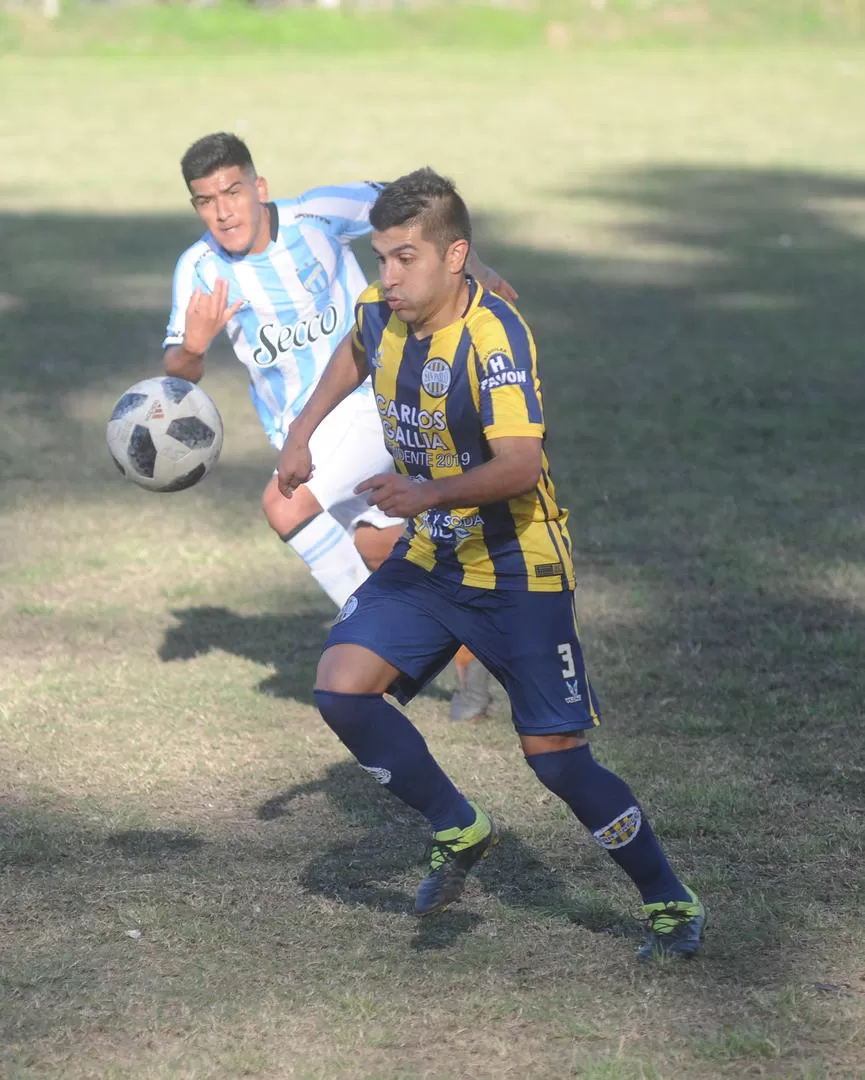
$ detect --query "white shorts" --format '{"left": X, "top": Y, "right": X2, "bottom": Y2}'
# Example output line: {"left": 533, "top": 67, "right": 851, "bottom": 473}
{"left": 276, "top": 391, "right": 403, "bottom": 535}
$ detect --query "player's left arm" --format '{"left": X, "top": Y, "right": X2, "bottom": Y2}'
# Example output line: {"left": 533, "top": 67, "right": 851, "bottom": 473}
{"left": 357, "top": 436, "right": 541, "bottom": 518}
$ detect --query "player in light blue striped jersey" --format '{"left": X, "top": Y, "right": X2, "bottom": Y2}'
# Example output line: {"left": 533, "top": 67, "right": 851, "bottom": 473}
{"left": 164, "top": 133, "right": 513, "bottom": 719}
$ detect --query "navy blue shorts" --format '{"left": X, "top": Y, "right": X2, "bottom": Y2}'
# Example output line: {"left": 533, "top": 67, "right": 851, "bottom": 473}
{"left": 325, "top": 558, "right": 601, "bottom": 736}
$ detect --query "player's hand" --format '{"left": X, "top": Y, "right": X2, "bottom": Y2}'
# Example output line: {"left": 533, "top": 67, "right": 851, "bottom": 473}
{"left": 356, "top": 473, "right": 430, "bottom": 518}
{"left": 469, "top": 257, "right": 518, "bottom": 304}
{"left": 478, "top": 265, "right": 518, "bottom": 304}
{"left": 276, "top": 435, "right": 315, "bottom": 498}
{"left": 183, "top": 278, "right": 246, "bottom": 355}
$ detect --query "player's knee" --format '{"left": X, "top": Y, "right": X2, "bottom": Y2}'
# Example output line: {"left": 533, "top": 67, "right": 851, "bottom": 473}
{"left": 315, "top": 646, "right": 395, "bottom": 695}
{"left": 523, "top": 737, "right": 589, "bottom": 797}
{"left": 313, "top": 690, "right": 380, "bottom": 739}
{"left": 262, "top": 478, "right": 321, "bottom": 536}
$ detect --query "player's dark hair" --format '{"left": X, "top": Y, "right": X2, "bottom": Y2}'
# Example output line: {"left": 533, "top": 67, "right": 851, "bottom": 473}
{"left": 370, "top": 167, "right": 471, "bottom": 256}
{"left": 181, "top": 133, "right": 256, "bottom": 187}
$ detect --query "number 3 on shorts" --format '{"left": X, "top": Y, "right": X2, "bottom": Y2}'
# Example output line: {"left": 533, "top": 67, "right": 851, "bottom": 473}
{"left": 557, "top": 643, "right": 576, "bottom": 679}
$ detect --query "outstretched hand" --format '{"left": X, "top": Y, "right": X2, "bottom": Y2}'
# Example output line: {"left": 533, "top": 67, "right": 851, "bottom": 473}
{"left": 183, "top": 277, "right": 246, "bottom": 355}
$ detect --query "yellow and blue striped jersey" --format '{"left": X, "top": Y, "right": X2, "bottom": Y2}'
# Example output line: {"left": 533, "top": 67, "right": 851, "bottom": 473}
{"left": 353, "top": 277, "right": 575, "bottom": 591}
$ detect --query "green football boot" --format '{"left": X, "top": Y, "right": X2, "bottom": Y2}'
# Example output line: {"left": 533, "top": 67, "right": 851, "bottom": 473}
{"left": 637, "top": 886, "right": 706, "bottom": 961}
{"left": 415, "top": 802, "right": 498, "bottom": 916}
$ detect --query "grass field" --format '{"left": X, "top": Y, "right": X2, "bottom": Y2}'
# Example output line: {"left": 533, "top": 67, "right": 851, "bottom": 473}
{"left": 2, "top": 29, "right": 865, "bottom": 1080}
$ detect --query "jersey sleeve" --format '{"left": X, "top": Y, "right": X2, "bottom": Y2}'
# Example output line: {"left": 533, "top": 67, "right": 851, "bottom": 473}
{"left": 162, "top": 245, "right": 206, "bottom": 349}
{"left": 470, "top": 302, "right": 545, "bottom": 440}
{"left": 351, "top": 282, "right": 384, "bottom": 350}
{"left": 352, "top": 300, "right": 365, "bottom": 351}
{"left": 292, "top": 182, "right": 385, "bottom": 241}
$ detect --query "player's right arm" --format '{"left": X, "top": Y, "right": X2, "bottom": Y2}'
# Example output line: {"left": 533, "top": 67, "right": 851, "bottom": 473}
{"left": 276, "top": 330, "right": 369, "bottom": 497}
{"left": 162, "top": 245, "right": 244, "bottom": 383}
{"left": 163, "top": 278, "right": 244, "bottom": 383}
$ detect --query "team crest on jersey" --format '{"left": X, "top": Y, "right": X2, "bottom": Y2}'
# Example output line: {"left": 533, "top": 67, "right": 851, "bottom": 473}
{"left": 297, "top": 260, "right": 328, "bottom": 296}
{"left": 421, "top": 357, "right": 451, "bottom": 397}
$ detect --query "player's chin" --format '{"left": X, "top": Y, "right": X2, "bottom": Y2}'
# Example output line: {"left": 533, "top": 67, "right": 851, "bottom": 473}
{"left": 219, "top": 229, "right": 252, "bottom": 255}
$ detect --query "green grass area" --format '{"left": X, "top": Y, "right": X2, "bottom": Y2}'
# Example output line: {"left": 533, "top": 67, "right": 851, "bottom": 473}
{"left": 2, "top": 42, "right": 865, "bottom": 1080}
{"left": 3, "top": 0, "right": 865, "bottom": 57}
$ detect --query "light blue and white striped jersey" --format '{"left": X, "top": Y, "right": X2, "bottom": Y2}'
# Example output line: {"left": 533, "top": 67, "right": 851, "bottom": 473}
{"left": 163, "top": 182, "right": 383, "bottom": 448}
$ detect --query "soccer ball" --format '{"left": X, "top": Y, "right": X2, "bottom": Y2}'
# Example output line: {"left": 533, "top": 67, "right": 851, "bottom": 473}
{"left": 106, "top": 377, "right": 224, "bottom": 492}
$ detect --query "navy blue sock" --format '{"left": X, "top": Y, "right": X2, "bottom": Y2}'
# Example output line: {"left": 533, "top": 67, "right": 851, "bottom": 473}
{"left": 525, "top": 744, "right": 689, "bottom": 905}
{"left": 314, "top": 690, "right": 475, "bottom": 833}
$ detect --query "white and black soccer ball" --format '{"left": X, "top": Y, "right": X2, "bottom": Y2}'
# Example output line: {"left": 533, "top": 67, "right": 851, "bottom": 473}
{"left": 106, "top": 377, "right": 224, "bottom": 492}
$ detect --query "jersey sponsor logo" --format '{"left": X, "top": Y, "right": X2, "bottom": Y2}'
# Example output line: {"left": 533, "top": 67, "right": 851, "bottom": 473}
{"left": 371, "top": 344, "right": 383, "bottom": 370}
{"left": 252, "top": 304, "right": 339, "bottom": 367}
{"left": 479, "top": 369, "right": 527, "bottom": 393}
{"left": 485, "top": 350, "right": 514, "bottom": 372}
{"left": 376, "top": 396, "right": 449, "bottom": 451}
{"left": 294, "top": 211, "right": 333, "bottom": 226}
{"left": 415, "top": 509, "right": 484, "bottom": 543}
{"left": 421, "top": 357, "right": 451, "bottom": 397}
{"left": 297, "top": 260, "right": 329, "bottom": 296}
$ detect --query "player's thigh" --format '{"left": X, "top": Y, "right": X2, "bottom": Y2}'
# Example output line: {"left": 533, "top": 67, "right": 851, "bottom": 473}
{"left": 464, "top": 589, "right": 601, "bottom": 737}
{"left": 315, "top": 644, "right": 400, "bottom": 694}
{"left": 325, "top": 559, "right": 459, "bottom": 702}
{"left": 261, "top": 474, "right": 323, "bottom": 534}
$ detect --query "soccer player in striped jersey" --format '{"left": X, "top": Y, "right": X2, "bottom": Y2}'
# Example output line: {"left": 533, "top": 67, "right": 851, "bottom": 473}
{"left": 276, "top": 168, "right": 706, "bottom": 960}
{"left": 163, "top": 133, "right": 505, "bottom": 720}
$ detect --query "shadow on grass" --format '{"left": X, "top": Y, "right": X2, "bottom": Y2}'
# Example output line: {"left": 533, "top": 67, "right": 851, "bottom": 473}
{"left": 256, "top": 759, "right": 638, "bottom": 951}
{"left": 158, "top": 604, "right": 452, "bottom": 705}
{"left": 159, "top": 605, "right": 327, "bottom": 705}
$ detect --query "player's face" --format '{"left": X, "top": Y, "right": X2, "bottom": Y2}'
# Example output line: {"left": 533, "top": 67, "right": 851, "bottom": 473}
{"left": 188, "top": 166, "right": 270, "bottom": 256}
{"left": 372, "top": 224, "right": 468, "bottom": 330}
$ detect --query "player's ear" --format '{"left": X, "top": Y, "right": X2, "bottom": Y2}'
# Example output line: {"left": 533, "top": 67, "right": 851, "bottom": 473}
{"left": 255, "top": 175, "right": 269, "bottom": 202}
{"left": 446, "top": 238, "right": 470, "bottom": 275}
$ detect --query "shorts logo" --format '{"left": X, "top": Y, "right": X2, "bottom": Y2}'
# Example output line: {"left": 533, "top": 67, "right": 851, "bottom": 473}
{"left": 565, "top": 678, "right": 582, "bottom": 704}
{"left": 361, "top": 764, "right": 392, "bottom": 785}
{"left": 421, "top": 357, "right": 451, "bottom": 397}
{"left": 335, "top": 596, "right": 358, "bottom": 623}
{"left": 297, "top": 260, "right": 328, "bottom": 296}
{"left": 592, "top": 807, "right": 642, "bottom": 850}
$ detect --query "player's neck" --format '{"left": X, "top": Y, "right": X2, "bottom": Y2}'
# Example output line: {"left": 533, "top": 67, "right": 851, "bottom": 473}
{"left": 410, "top": 277, "right": 471, "bottom": 340}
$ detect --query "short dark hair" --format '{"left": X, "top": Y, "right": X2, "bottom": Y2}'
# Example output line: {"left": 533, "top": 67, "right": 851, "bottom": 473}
{"left": 181, "top": 132, "right": 256, "bottom": 188}
{"left": 370, "top": 167, "right": 471, "bottom": 256}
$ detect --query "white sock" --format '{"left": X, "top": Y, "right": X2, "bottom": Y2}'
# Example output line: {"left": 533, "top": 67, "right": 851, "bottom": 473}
{"left": 284, "top": 510, "right": 370, "bottom": 608}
